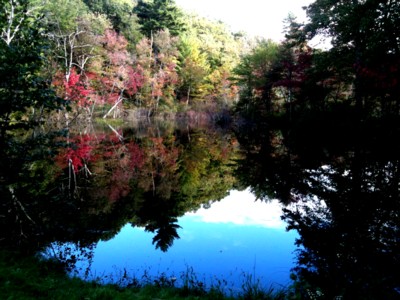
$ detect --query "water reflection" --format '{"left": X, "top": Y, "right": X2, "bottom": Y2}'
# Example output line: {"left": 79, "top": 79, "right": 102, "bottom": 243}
{"left": 234, "top": 109, "right": 400, "bottom": 299}
{"left": 1, "top": 113, "right": 399, "bottom": 298}
{"left": 0, "top": 121, "right": 239, "bottom": 254}
{"left": 70, "top": 189, "right": 297, "bottom": 292}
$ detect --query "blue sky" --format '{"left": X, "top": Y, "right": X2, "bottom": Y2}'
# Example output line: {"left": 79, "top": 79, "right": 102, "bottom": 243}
{"left": 73, "top": 190, "right": 298, "bottom": 291}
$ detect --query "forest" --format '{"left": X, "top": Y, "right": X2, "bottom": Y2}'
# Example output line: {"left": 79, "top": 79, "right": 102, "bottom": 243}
{"left": 0, "top": 0, "right": 250, "bottom": 128}
{"left": 1, "top": 0, "right": 399, "bottom": 127}
{"left": 1, "top": 0, "right": 400, "bottom": 299}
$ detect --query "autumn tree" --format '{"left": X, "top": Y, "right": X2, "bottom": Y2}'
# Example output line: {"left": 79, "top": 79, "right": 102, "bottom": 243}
{"left": 93, "top": 29, "right": 143, "bottom": 118}
{"left": 177, "top": 35, "right": 210, "bottom": 104}
{"left": 183, "top": 15, "right": 241, "bottom": 105}
{"left": 134, "top": 29, "right": 179, "bottom": 115}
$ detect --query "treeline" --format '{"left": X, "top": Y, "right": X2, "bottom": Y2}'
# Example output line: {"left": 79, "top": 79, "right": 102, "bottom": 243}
{"left": 234, "top": 1, "right": 400, "bottom": 124}
{"left": 1, "top": 0, "right": 255, "bottom": 130}
{"left": 2, "top": 0, "right": 399, "bottom": 131}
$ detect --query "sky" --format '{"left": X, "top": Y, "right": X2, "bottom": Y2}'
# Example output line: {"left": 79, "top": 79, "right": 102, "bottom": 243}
{"left": 186, "top": 189, "right": 286, "bottom": 228}
{"left": 175, "top": 0, "right": 314, "bottom": 42}
{"left": 72, "top": 189, "right": 297, "bottom": 290}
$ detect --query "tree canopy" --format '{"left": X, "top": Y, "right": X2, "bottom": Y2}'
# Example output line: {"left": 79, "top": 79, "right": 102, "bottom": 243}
{"left": 134, "top": 0, "right": 185, "bottom": 37}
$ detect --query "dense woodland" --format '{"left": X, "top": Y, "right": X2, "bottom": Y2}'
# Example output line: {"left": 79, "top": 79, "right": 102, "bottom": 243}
{"left": 0, "top": 0, "right": 252, "bottom": 129}
{"left": 1, "top": 0, "right": 399, "bottom": 128}
{"left": 1, "top": 0, "right": 400, "bottom": 299}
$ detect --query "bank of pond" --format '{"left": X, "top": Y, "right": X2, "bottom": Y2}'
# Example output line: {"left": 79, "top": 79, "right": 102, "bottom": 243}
{"left": 0, "top": 250, "right": 291, "bottom": 300}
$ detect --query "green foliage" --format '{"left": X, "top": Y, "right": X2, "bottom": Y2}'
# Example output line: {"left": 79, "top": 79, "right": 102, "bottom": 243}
{"left": 233, "top": 39, "right": 281, "bottom": 116}
{"left": 0, "top": 0, "right": 62, "bottom": 137}
{"left": 39, "top": 0, "right": 89, "bottom": 32}
{"left": 83, "top": 0, "right": 142, "bottom": 44}
{"left": 134, "top": 0, "right": 186, "bottom": 38}
{"left": 178, "top": 14, "right": 246, "bottom": 105}
{"left": 177, "top": 34, "right": 210, "bottom": 103}
{"left": 183, "top": 14, "right": 241, "bottom": 71}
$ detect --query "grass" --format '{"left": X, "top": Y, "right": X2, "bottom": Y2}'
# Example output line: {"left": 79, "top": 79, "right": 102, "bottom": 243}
{"left": 93, "top": 117, "right": 125, "bottom": 127}
{"left": 0, "top": 250, "right": 289, "bottom": 299}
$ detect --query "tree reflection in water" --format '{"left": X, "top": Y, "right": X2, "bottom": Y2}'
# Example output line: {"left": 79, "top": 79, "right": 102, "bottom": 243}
{"left": 1, "top": 111, "right": 399, "bottom": 298}
{"left": 0, "top": 120, "right": 239, "bottom": 256}
{"left": 234, "top": 109, "right": 400, "bottom": 299}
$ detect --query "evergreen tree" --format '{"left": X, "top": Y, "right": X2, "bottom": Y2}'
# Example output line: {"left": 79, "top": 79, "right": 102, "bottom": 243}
{"left": 134, "top": 0, "right": 185, "bottom": 38}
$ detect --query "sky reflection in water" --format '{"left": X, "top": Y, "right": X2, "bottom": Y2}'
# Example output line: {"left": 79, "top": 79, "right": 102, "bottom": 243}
{"left": 76, "top": 189, "right": 298, "bottom": 290}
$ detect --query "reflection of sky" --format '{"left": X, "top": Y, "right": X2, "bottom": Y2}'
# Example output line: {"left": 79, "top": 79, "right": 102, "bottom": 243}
{"left": 75, "top": 189, "right": 298, "bottom": 292}
{"left": 186, "top": 189, "right": 286, "bottom": 228}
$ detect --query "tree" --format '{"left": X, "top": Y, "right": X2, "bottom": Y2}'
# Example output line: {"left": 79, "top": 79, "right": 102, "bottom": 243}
{"left": 134, "top": 0, "right": 185, "bottom": 38}
{"left": 95, "top": 29, "right": 144, "bottom": 118}
{"left": 233, "top": 39, "right": 281, "bottom": 116}
{"left": 177, "top": 35, "right": 210, "bottom": 104}
{"left": 83, "top": 0, "right": 142, "bottom": 44}
{"left": 273, "top": 15, "right": 313, "bottom": 118}
{"left": 134, "top": 29, "right": 179, "bottom": 114}
{"left": 0, "top": 0, "right": 60, "bottom": 138}
{"left": 304, "top": 0, "right": 400, "bottom": 116}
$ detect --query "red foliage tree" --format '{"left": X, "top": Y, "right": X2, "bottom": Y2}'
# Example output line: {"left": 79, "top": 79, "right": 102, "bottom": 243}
{"left": 52, "top": 67, "right": 93, "bottom": 107}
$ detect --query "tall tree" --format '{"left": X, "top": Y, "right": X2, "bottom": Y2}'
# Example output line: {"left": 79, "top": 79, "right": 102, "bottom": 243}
{"left": 83, "top": 0, "right": 142, "bottom": 44}
{"left": 0, "top": 0, "right": 60, "bottom": 138}
{"left": 133, "top": 0, "right": 185, "bottom": 38}
{"left": 135, "top": 29, "right": 179, "bottom": 114}
{"left": 177, "top": 35, "right": 210, "bottom": 104}
{"left": 305, "top": 0, "right": 400, "bottom": 116}
{"left": 233, "top": 40, "right": 281, "bottom": 116}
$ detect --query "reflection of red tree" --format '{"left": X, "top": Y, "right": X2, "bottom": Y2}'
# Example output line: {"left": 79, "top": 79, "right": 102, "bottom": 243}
{"left": 94, "top": 136, "right": 145, "bottom": 202}
{"left": 56, "top": 131, "right": 146, "bottom": 202}
{"left": 56, "top": 134, "right": 94, "bottom": 172}
{"left": 127, "top": 142, "right": 145, "bottom": 170}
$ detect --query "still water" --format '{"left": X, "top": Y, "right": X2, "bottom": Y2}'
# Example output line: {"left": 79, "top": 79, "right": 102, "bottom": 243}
{"left": 3, "top": 116, "right": 399, "bottom": 298}
{"left": 72, "top": 189, "right": 297, "bottom": 291}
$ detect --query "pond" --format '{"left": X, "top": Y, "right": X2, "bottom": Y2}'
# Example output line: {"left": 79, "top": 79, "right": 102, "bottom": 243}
{"left": 66, "top": 189, "right": 298, "bottom": 292}
{"left": 33, "top": 120, "right": 298, "bottom": 292}
{"left": 1, "top": 116, "right": 399, "bottom": 299}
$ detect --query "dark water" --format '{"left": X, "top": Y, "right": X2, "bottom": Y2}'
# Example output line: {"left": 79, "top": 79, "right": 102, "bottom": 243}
{"left": 1, "top": 116, "right": 399, "bottom": 298}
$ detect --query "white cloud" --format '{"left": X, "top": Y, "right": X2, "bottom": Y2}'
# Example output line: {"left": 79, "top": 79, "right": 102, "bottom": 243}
{"left": 186, "top": 189, "right": 286, "bottom": 228}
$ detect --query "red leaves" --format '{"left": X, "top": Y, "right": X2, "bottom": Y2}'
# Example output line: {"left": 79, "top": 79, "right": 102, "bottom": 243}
{"left": 56, "top": 130, "right": 146, "bottom": 180}
{"left": 64, "top": 68, "right": 92, "bottom": 106}
{"left": 356, "top": 63, "right": 400, "bottom": 90}
{"left": 125, "top": 65, "right": 145, "bottom": 97}
{"left": 127, "top": 142, "right": 145, "bottom": 170}
{"left": 52, "top": 68, "right": 92, "bottom": 107}
{"left": 275, "top": 48, "right": 312, "bottom": 91}
{"left": 102, "top": 29, "right": 129, "bottom": 54}
{"left": 94, "top": 30, "right": 144, "bottom": 106}
{"left": 57, "top": 134, "right": 94, "bottom": 172}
